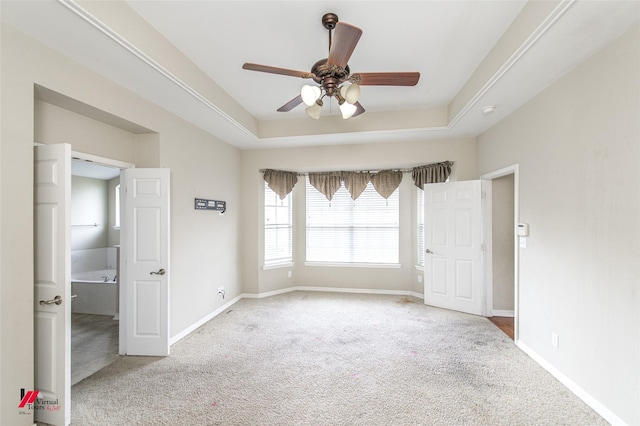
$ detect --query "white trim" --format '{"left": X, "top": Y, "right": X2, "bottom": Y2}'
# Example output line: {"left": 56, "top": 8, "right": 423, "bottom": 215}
{"left": 414, "top": 265, "right": 424, "bottom": 271}
{"left": 481, "top": 164, "right": 520, "bottom": 180}
{"left": 241, "top": 287, "right": 297, "bottom": 300}
{"left": 481, "top": 178, "right": 493, "bottom": 318}
{"left": 491, "top": 310, "right": 514, "bottom": 317}
{"left": 71, "top": 150, "right": 135, "bottom": 169}
{"left": 263, "top": 262, "right": 295, "bottom": 270}
{"left": 304, "top": 262, "right": 401, "bottom": 269}
{"left": 171, "top": 286, "right": 423, "bottom": 343}
{"left": 448, "top": 0, "right": 576, "bottom": 128}
{"left": 517, "top": 341, "right": 627, "bottom": 426}
{"left": 58, "top": 0, "right": 258, "bottom": 143}
{"left": 169, "top": 294, "right": 243, "bottom": 345}
{"left": 296, "top": 286, "right": 416, "bottom": 297}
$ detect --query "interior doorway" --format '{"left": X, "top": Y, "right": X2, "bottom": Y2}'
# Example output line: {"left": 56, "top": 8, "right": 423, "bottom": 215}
{"left": 70, "top": 157, "right": 123, "bottom": 384}
{"left": 482, "top": 165, "right": 519, "bottom": 341}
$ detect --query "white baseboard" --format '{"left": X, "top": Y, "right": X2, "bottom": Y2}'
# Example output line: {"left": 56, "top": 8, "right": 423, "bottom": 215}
{"left": 517, "top": 341, "right": 627, "bottom": 426}
{"left": 296, "top": 285, "right": 419, "bottom": 298}
{"left": 241, "top": 287, "right": 297, "bottom": 299}
{"left": 169, "top": 294, "right": 243, "bottom": 346}
{"left": 491, "top": 309, "right": 514, "bottom": 317}
{"left": 172, "top": 286, "right": 421, "bottom": 346}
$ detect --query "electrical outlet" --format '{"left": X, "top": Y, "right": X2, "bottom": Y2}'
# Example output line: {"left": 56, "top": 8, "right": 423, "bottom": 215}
{"left": 417, "top": 275, "right": 422, "bottom": 283}
{"left": 551, "top": 332, "right": 559, "bottom": 348}
{"left": 217, "top": 286, "right": 225, "bottom": 299}
{"left": 287, "top": 271, "right": 292, "bottom": 278}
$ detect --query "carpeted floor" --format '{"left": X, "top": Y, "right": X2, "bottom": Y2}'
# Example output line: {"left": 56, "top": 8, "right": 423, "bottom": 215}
{"left": 71, "top": 291, "right": 605, "bottom": 425}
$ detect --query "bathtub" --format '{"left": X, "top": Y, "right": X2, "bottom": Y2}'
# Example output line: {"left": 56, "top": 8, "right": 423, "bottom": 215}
{"left": 71, "top": 247, "right": 120, "bottom": 317}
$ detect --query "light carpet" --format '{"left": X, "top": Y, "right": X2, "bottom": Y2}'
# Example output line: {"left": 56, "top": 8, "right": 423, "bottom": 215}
{"left": 71, "top": 291, "right": 605, "bottom": 425}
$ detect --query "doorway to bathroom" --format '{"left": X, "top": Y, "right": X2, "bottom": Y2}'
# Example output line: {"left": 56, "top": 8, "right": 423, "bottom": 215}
{"left": 70, "top": 158, "right": 123, "bottom": 384}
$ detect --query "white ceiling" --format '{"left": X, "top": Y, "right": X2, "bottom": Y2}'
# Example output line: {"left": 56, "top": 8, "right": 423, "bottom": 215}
{"left": 2, "top": 1, "right": 639, "bottom": 150}
{"left": 125, "top": 1, "right": 526, "bottom": 120}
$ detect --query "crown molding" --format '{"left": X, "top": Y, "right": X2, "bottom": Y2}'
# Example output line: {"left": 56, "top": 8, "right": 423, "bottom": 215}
{"left": 447, "top": 0, "right": 576, "bottom": 129}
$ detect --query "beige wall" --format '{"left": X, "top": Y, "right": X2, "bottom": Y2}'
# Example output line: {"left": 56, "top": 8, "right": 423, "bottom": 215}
{"left": 477, "top": 24, "right": 639, "bottom": 425}
{"left": 35, "top": 100, "right": 137, "bottom": 163}
{"left": 241, "top": 139, "right": 477, "bottom": 296}
{"left": 70, "top": 176, "right": 109, "bottom": 250}
{"left": 1, "top": 23, "right": 241, "bottom": 425}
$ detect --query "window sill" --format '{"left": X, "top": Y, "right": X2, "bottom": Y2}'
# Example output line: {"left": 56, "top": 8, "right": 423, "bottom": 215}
{"left": 112, "top": 226, "right": 120, "bottom": 231}
{"left": 304, "top": 262, "right": 401, "bottom": 269}
{"left": 415, "top": 265, "right": 424, "bottom": 271}
{"left": 263, "top": 262, "right": 295, "bottom": 270}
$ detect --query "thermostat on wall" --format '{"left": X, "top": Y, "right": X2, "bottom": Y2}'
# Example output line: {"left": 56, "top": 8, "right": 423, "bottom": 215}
{"left": 517, "top": 223, "right": 529, "bottom": 237}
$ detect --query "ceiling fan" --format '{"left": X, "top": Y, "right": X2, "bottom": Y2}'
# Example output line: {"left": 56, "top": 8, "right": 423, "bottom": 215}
{"left": 242, "top": 13, "right": 420, "bottom": 120}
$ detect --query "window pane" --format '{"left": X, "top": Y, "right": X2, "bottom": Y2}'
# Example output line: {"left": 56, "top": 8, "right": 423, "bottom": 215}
{"left": 264, "top": 182, "right": 292, "bottom": 265}
{"left": 306, "top": 179, "right": 399, "bottom": 264}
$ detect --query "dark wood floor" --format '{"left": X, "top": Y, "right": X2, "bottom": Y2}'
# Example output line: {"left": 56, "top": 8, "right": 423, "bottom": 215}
{"left": 488, "top": 316, "right": 514, "bottom": 340}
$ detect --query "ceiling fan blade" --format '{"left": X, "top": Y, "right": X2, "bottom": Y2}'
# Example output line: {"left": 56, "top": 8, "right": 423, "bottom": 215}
{"left": 243, "top": 63, "right": 314, "bottom": 79}
{"left": 277, "top": 95, "right": 303, "bottom": 112}
{"left": 352, "top": 102, "right": 365, "bottom": 118}
{"left": 327, "top": 22, "right": 363, "bottom": 68}
{"left": 354, "top": 72, "right": 420, "bottom": 86}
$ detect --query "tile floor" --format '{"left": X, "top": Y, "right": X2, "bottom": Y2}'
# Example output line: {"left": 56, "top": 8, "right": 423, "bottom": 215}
{"left": 71, "top": 313, "right": 119, "bottom": 385}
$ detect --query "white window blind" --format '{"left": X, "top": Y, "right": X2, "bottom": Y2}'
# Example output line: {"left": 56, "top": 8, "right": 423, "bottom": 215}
{"left": 306, "top": 178, "right": 399, "bottom": 264}
{"left": 264, "top": 182, "right": 292, "bottom": 265}
{"left": 417, "top": 187, "right": 424, "bottom": 267}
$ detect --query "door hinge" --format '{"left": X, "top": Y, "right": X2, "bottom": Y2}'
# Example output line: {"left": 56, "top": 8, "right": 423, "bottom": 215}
{"left": 481, "top": 244, "right": 486, "bottom": 252}
{"left": 481, "top": 191, "right": 487, "bottom": 199}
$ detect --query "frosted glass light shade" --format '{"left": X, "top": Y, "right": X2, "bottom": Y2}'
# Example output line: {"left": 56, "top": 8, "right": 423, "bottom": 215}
{"left": 305, "top": 101, "right": 322, "bottom": 119}
{"left": 340, "top": 83, "right": 360, "bottom": 104}
{"left": 340, "top": 102, "right": 357, "bottom": 119}
{"left": 301, "top": 85, "right": 321, "bottom": 106}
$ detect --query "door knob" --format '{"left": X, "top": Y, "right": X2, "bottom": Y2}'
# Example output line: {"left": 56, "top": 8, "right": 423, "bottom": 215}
{"left": 426, "top": 249, "right": 434, "bottom": 254}
{"left": 150, "top": 268, "right": 166, "bottom": 276}
{"left": 39, "top": 295, "right": 63, "bottom": 305}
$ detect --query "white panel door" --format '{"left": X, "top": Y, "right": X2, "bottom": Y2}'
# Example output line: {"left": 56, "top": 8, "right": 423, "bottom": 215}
{"left": 121, "top": 168, "right": 170, "bottom": 356}
{"left": 34, "top": 144, "right": 71, "bottom": 426}
{"left": 424, "top": 180, "right": 483, "bottom": 315}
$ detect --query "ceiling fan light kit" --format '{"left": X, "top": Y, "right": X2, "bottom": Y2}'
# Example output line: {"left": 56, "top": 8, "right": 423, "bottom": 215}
{"left": 340, "top": 83, "right": 361, "bottom": 104}
{"left": 301, "top": 85, "right": 322, "bottom": 106}
{"left": 339, "top": 101, "right": 358, "bottom": 119}
{"left": 242, "top": 12, "right": 420, "bottom": 120}
{"left": 305, "top": 99, "right": 323, "bottom": 120}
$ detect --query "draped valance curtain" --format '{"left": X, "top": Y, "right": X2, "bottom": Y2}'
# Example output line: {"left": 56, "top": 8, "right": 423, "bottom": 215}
{"left": 261, "top": 161, "right": 453, "bottom": 201}
{"left": 263, "top": 169, "right": 298, "bottom": 201}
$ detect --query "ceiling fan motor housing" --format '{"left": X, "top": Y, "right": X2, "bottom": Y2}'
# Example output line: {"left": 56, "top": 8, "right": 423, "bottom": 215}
{"left": 311, "top": 59, "right": 350, "bottom": 96}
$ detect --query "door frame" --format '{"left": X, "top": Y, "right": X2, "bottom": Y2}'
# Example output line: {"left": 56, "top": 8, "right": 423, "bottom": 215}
{"left": 481, "top": 164, "right": 520, "bottom": 342}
